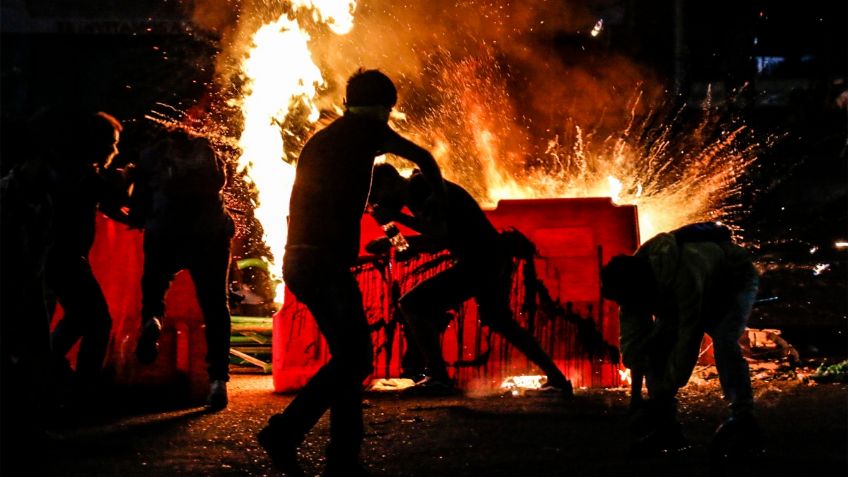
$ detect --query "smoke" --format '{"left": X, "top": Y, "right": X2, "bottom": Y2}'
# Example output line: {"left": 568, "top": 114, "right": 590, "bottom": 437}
{"left": 185, "top": 0, "right": 241, "bottom": 34}
{"left": 183, "top": 0, "right": 763, "bottom": 236}
{"left": 185, "top": 0, "right": 659, "bottom": 127}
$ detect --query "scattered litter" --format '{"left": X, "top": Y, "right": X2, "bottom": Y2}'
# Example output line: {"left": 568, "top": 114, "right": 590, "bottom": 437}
{"left": 367, "top": 378, "right": 416, "bottom": 392}
{"left": 810, "top": 359, "right": 848, "bottom": 383}
{"left": 743, "top": 328, "right": 800, "bottom": 364}
{"left": 499, "top": 375, "right": 547, "bottom": 396}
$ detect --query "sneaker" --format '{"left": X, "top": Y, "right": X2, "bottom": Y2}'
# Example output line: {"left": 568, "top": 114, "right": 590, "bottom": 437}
{"left": 401, "top": 376, "right": 459, "bottom": 397}
{"left": 710, "top": 414, "right": 765, "bottom": 460}
{"left": 206, "top": 380, "right": 228, "bottom": 411}
{"left": 135, "top": 317, "right": 162, "bottom": 364}
{"left": 257, "top": 425, "right": 305, "bottom": 477}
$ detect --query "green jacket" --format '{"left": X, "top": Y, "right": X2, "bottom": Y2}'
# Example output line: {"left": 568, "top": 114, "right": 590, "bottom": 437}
{"left": 619, "top": 233, "right": 756, "bottom": 397}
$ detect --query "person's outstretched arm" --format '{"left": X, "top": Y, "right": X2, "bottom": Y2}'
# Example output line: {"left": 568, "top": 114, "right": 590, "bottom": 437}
{"left": 380, "top": 131, "right": 449, "bottom": 244}
{"left": 380, "top": 131, "right": 446, "bottom": 203}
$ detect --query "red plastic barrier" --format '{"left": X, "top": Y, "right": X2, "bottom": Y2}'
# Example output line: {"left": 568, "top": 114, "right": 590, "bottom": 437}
{"left": 55, "top": 215, "right": 211, "bottom": 402}
{"left": 273, "top": 198, "right": 639, "bottom": 392}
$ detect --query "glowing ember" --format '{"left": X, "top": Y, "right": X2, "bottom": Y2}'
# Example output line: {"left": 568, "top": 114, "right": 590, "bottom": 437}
{"left": 618, "top": 368, "right": 632, "bottom": 387}
{"left": 835, "top": 241, "right": 848, "bottom": 249}
{"left": 500, "top": 375, "right": 547, "bottom": 395}
{"left": 813, "top": 263, "right": 830, "bottom": 276}
{"left": 590, "top": 19, "right": 604, "bottom": 37}
{"left": 291, "top": 0, "right": 357, "bottom": 34}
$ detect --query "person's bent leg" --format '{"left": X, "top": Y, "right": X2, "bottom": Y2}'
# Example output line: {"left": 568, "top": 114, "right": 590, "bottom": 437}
{"left": 48, "top": 256, "right": 112, "bottom": 382}
{"left": 188, "top": 237, "right": 233, "bottom": 384}
{"left": 189, "top": 235, "right": 233, "bottom": 410}
{"left": 47, "top": 257, "right": 85, "bottom": 364}
{"left": 73, "top": 264, "right": 112, "bottom": 384}
{"left": 477, "top": 274, "right": 570, "bottom": 391}
{"left": 137, "top": 235, "right": 178, "bottom": 364}
{"left": 399, "top": 266, "right": 470, "bottom": 383}
{"left": 261, "top": 256, "right": 373, "bottom": 472}
{"left": 707, "top": 273, "right": 762, "bottom": 459}
{"left": 485, "top": 313, "right": 570, "bottom": 388}
{"left": 708, "top": 275, "right": 758, "bottom": 417}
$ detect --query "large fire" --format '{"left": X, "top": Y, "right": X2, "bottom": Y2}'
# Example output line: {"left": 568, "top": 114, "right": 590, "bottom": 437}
{"left": 191, "top": 1, "right": 768, "bottom": 303}
{"left": 233, "top": 2, "right": 357, "bottom": 301}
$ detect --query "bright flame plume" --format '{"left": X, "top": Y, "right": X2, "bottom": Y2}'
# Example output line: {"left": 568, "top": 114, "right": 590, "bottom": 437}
{"left": 225, "top": 1, "right": 766, "bottom": 308}
{"left": 235, "top": 2, "right": 356, "bottom": 303}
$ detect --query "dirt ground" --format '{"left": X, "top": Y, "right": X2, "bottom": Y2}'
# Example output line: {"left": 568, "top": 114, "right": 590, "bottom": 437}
{"left": 12, "top": 365, "right": 846, "bottom": 477}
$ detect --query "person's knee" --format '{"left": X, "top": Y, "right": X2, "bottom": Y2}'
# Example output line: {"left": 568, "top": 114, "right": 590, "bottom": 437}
{"left": 712, "top": 335, "right": 744, "bottom": 360}
{"left": 332, "top": 334, "right": 374, "bottom": 380}
{"left": 343, "top": 350, "right": 373, "bottom": 382}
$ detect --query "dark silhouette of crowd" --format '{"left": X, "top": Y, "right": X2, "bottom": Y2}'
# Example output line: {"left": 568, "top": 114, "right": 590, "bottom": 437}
{"left": 0, "top": 108, "right": 236, "bottom": 471}
{"left": 0, "top": 70, "right": 765, "bottom": 477}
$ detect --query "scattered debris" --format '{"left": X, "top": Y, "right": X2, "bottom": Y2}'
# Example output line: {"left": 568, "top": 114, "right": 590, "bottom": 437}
{"left": 811, "top": 359, "right": 848, "bottom": 383}
{"left": 743, "top": 328, "right": 801, "bottom": 364}
{"left": 499, "top": 375, "right": 547, "bottom": 396}
{"left": 367, "top": 378, "right": 416, "bottom": 392}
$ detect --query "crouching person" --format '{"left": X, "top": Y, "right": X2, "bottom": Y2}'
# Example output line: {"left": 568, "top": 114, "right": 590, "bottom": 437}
{"left": 600, "top": 222, "right": 763, "bottom": 458}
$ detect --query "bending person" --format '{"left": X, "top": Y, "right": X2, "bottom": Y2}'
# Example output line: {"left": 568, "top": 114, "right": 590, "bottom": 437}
{"left": 600, "top": 222, "right": 762, "bottom": 457}
{"left": 366, "top": 163, "right": 572, "bottom": 397}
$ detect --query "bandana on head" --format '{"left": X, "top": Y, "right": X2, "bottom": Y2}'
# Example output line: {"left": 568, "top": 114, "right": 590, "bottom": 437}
{"left": 346, "top": 105, "right": 391, "bottom": 121}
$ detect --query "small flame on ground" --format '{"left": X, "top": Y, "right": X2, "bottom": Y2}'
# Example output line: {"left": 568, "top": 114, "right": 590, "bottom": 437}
{"left": 813, "top": 263, "right": 830, "bottom": 276}
{"left": 618, "top": 368, "right": 632, "bottom": 387}
{"left": 500, "top": 375, "right": 547, "bottom": 396}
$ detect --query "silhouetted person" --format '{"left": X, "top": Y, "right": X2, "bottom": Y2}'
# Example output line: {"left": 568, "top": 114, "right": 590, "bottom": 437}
{"left": 46, "top": 111, "right": 129, "bottom": 394}
{"left": 600, "top": 222, "right": 762, "bottom": 458}
{"left": 130, "top": 128, "right": 235, "bottom": 410}
{"left": 366, "top": 163, "right": 573, "bottom": 397}
{"left": 257, "top": 69, "right": 445, "bottom": 477}
{"left": 0, "top": 123, "right": 59, "bottom": 470}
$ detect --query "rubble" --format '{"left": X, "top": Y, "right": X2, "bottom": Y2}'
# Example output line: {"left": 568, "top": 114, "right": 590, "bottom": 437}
{"left": 743, "top": 327, "right": 801, "bottom": 364}
{"left": 811, "top": 359, "right": 848, "bottom": 383}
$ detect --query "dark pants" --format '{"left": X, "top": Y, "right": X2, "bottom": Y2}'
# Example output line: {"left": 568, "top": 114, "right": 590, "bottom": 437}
{"left": 269, "top": 251, "right": 374, "bottom": 464}
{"left": 47, "top": 254, "right": 112, "bottom": 382}
{"left": 400, "top": 259, "right": 566, "bottom": 385}
{"left": 648, "top": 269, "right": 759, "bottom": 418}
{"left": 705, "top": 273, "right": 759, "bottom": 416}
{"left": 2, "top": 259, "right": 53, "bottom": 466}
{"left": 141, "top": 228, "right": 233, "bottom": 382}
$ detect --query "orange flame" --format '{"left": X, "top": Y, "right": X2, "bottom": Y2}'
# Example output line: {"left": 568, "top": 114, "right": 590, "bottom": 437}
{"left": 224, "top": 2, "right": 766, "bottom": 308}
{"left": 234, "top": 2, "right": 356, "bottom": 303}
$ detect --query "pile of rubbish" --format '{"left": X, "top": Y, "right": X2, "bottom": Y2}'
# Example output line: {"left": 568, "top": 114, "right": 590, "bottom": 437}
{"left": 810, "top": 359, "right": 848, "bottom": 383}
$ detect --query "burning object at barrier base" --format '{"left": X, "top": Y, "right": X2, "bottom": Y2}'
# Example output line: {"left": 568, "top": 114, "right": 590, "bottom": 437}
{"left": 500, "top": 375, "right": 547, "bottom": 396}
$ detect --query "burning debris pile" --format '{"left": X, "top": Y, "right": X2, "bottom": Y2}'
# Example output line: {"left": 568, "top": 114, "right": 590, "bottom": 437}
{"left": 163, "top": 0, "right": 772, "bottom": 294}
{"left": 810, "top": 359, "right": 848, "bottom": 384}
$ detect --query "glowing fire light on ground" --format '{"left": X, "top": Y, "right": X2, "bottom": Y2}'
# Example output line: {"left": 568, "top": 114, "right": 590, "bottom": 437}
{"left": 618, "top": 368, "right": 632, "bottom": 387}
{"left": 500, "top": 375, "right": 547, "bottom": 396}
{"left": 234, "top": 1, "right": 356, "bottom": 303}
